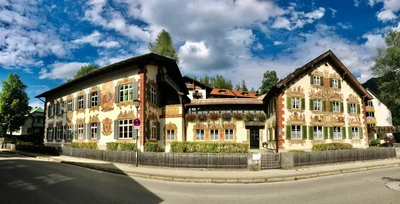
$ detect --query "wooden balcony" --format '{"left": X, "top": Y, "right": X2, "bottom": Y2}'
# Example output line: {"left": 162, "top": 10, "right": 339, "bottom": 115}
{"left": 366, "top": 117, "right": 376, "bottom": 124}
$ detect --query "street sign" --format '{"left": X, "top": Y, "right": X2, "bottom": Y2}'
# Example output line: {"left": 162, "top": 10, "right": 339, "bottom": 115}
{"left": 133, "top": 118, "right": 141, "bottom": 126}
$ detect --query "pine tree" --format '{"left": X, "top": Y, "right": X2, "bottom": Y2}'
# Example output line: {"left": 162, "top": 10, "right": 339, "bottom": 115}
{"left": 149, "top": 29, "right": 179, "bottom": 62}
{"left": 74, "top": 65, "right": 99, "bottom": 79}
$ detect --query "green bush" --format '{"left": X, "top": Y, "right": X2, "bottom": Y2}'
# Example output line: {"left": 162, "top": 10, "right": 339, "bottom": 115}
{"left": 118, "top": 143, "right": 136, "bottom": 151}
{"left": 288, "top": 150, "right": 306, "bottom": 153}
{"left": 170, "top": 141, "right": 186, "bottom": 153}
{"left": 106, "top": 142, "right": 119, "bottom": 151}
{"left": 248, "top": 164, "right": 261, "bottom": 171}
{"left": 145, "top": 142, "right": 159, "bottom": 152}
{"left": 70, "top": 142, "right": 98, "bottom": 149}
{"left": 312, "top": 143, "right": 353, "bottom": 152}
{"left": 369, "top": 138, "right": 381, "bottom": 147}
{"left": 169, "top": 142, "right": 248, "bottom": 153}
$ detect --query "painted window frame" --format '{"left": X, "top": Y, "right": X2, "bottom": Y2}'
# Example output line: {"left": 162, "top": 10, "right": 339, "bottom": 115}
{"left": 291, "top": 125, "right": 301, "bottom": 139}
{"left": 332, "top": 101, "right": 340, "bottom": 112}
{"left": 150, "top": 86, "right": 157, "bottom": 104}
{"left": 366, "top": 112, "right": 375, "bottom": 117}
{"left": 313, "top": 76, "right": 321, "bottom": 85}
{"left": 314, "top": 100, "right": 322, "bottom": 111}
{"left": 119, "top": 119, "right": 133, "bottom": 139}
{"left": 224, "top": 129, "right": 234, "bottom": 141}
{"left": 91, "top": 123, "right": 98, "bottom": 139}
{"left": 119, "top": 84, "right": 133, "bottom": 102}
{"left": 331, "top": 79, "right": 339, "bottom": 88}
{"left": 66, "top": 126, "right": 72, "bottom": 139}
{"left": 78, "top": 124, "right": 84, "bottom": 139}
{"left": 350, "top": 103, "right": 357, "bottom": 113}
{"left": 150, "top": 121, "right": 157, "bottom": 140}
{"left": 351, "top": 127, "right": 359, "bottom": 139}
{"left": 91, "top": 92, "right": 98, "bottom": 107}
{"left": 166, "top": 129, "right": 175, "bottom": 141}
{"left": 78, "top": 96, "right": 84, "bottom": 110}
{"left": 196, "top": 129, "right": 205, "bottom": 141}
{"left": 210, "top": 129, "right": 219, "bottom": 141}
{"left": 67, "top": 99, "right": 73, "bottom": 112}
{"left": 314, "top": 126, "right": 323, "bottom": 139}
{"left": 292, "top": 97, "right": 301, "bottom": 109}
{"left": 333, "top": 127, "right": 341, "bottom": 139}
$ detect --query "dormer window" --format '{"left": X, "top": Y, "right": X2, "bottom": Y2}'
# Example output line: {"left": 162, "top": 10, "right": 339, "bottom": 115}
{"left": 242, "top": 92, "right": 248, "bottom": 96}
{"left": 219, "top": 90, "right": 226, "bottom": 94}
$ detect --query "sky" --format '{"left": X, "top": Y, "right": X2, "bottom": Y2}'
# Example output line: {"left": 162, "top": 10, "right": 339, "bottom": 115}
{"left": 1, "top": 0, "right": 399, "bottom": 108}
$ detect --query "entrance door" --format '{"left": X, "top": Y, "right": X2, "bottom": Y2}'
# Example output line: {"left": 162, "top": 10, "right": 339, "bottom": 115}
{"left": 250, "top": 129, "right": 260, "bottom": 149}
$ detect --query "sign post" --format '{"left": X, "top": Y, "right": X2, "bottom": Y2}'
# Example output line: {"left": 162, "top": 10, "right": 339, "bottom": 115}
{"left": 133, "top": 118, "right": 141, "bottom": 167}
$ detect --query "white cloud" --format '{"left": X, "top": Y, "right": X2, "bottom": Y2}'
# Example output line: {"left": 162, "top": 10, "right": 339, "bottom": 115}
{"left": 272, "top": 17, "right": 291, "bottom": 30}
{"left": 0, "top": 0, "right": 70, "bottom": 68}
{"left": 274, "top": 7, "right": 326, "bottom": 30}
{"left": 39, "top": 62, "right": 89, "bottom": 80}
{"left": 337, "top": 22, "right": 353, "bottom": 29}
{"left": 328, "top": 8, "right": 337, "bottom": 18}
{"left": 274, "top": 41, "right": 283, "bottom": 45}
{"left": 369, "top": 0, "right": 400, "bottom": 22}
{"left": 377, "top": 9, "right": 397, "bottom": 22}
{"left": 72, "top": 30, "right": 120, "bottom": 48}
{"left": 354, "top": 0, "right": 361, "bottom": 7}
{"left": 29, "top": 100, "right": 44, "bottom": 109}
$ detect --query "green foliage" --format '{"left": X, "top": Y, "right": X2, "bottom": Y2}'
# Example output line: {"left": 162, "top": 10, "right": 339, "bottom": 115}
{"left": 370, "top": 29, "right": 400, "bottom": 125}
{"left": 312, "top": 143, "right": 353, "bottom": 152}
{"left": 288, "top": 150, "right": 306, "bottom": 153}
{"left": 0, "top": 73, "right": 30, "bottom": 136}
{"left": 74, "top": 64, "right": 99, "bottom": 79}
{"left": 259, "top": 70, "right": 279, "bottom": 95}
{"left": 118, "top": 143, "right": 137, "bottom": 151}
{"left": 149, "top": 29, "right": 179, "bottom": 62}
{"left": 70, "top": 142, "right": 98, "bottom": 149}
{"left": 369, "top": 138, "right": 381, "bottom": 147}
{"left": 195, "top": 74, "right": 233, "bottom": 89}
{"left": 170, "top": 141, "right": 186, "bottom": 153}
{"left": 144, "top": 142, "right": 159, "bottom": 152}
{"left": 248, "top": 164, "right": 261, "bottom": 171}
{"left": 106, "top": 142, "right": 119, "bottom": 151}
{"left": 16, "top": 144, "right": 60, "bottom": 155}
{"left": 169, "top": 142, "right": 248, "bottom": 153}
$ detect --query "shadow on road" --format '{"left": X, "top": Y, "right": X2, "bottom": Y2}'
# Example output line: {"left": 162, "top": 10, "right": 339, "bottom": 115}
{"left": 382, "top": 177, "right": 400, "bottom": 182}
{"left": 0, "top": 151, "right": 164, "bottom": 204}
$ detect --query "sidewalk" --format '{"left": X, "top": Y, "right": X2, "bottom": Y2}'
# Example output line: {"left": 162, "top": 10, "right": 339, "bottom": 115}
{"left": 2, "top": 149, "right": 400, "bottom": 184}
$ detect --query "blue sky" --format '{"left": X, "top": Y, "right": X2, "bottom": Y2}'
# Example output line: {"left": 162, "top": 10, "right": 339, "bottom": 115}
{"left": 1, "top": 0, "right": 399, "bottom": 108}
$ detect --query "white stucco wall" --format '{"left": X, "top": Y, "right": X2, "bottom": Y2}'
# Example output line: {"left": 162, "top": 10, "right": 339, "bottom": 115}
{"left": 367, "top": 90, "right": 392, "bottom": 126}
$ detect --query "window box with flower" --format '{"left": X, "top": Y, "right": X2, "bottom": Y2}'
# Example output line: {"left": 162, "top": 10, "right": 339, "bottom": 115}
{"left": 197, "top": 113, "right": 208, "bottom": 122}
{"left": 209, "top": 113, "right": 220, "bottom": 121}
{"left": 185, "top": 113, "right": 196, "bottom": 122}
{"left": 233, "top": 112, "right": 243, "bottom": 120}
{"left": 221, "top": 112, "right": 232, "bottom": 121}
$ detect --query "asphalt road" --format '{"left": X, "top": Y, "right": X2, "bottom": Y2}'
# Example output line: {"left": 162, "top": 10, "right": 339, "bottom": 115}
{"left": 1, "top": 152, "right": 399, "bottom": 204}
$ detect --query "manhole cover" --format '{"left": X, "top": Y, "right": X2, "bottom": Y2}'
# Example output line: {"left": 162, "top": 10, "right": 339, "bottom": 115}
{"left": 386, "top": 182, "right": 400, "bottom": 191}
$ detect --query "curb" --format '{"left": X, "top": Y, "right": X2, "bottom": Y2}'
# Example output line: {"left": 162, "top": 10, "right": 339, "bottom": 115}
{"left": 4, "top": 150, "right": 400, "bottom": 184}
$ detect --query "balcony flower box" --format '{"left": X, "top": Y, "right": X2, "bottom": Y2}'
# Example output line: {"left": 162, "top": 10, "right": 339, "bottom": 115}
{"left": 221, "top": 112, "right": 232, "bottom": 121}
{"left": 209, "top": 113, "right": 220, "bottom": 121}
{"left": 233, "top": 112, "right": 243, "bottom": 120}
{"left": 186, "top": 114, "right": 196, "bottom": 122}
{"left": 197, "top": 113, "right": 208, "bottom": 122}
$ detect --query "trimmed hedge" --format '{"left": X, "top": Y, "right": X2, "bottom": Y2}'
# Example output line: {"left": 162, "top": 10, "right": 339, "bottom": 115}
{"left": 288, "top": 150, "right": 306, "bottom": 153}
{"left": 145, "top": 142, "right": 159, "bottom": 152}
{"left": 312, "top": 143, "right": 353, "bottom": 152}
{"left": 369, "top": 138, "right": 381, "bottom": 147}
{"left": 16, "top": 144, "right": 60, "bottom": 155}
{"left": 106, "top": 142, "right": 138, "bottom": 151}
{"left": 70, "top": 142, "right": 98, "bottom": 149}
{"left": 170, "top": 142, "right": 248, "bottom": 153}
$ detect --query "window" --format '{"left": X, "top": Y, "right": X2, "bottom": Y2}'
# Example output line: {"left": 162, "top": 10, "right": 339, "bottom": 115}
{"left": 57, "top": 127, "right": 62, "bottom": 140}
{"left": 367, "top": 101, "right": 373, "bottom": 107}
{"left": 225, "top": 129, "right": 234, "bottom": 141}
{"left": 292, "top": 98, "right": 301, "bottom": 109}
{"left": 367, "top": 112, "right": 375, "bottom": 117}
{"left": 119, "top": 84, "right": 133, "bottom": 102}
{"left": 66, "top": 126, "right": 72, "bottom": 139}
{"left": 58, "top": 102, "right": 64, "bottom": 115}
{"left": 119, "top": 119, "right": 133, "bottom": 139}
{"left": 291, "top": 125, "right": 301, "bottom": 139}
{"left": 48, "top": 128, "right": 53, "bottom": 140}
{"left": 150, "top": 86, "right": 157, "bottom": 104}
{"left": 91, "top": 92, "right": 98, "bottom": 107}
{"left": 313, "top": 76, "right": 321, "bottom": 85}
{"left": 67, "top": 99, "right": 73, "bottom": 112}
{"left": 78, "top": 96, "right": 84, "bottom": 110}
{"left": 314, "top": 100, "right": 322, "bottom": 111}
{"left": 314, "top": 126, "right": 323, "bottom": 139}
{"left": 196, "top": 129, "right": 205, "bottom": 141}
{"left": 350, "top": 103, "right": 357, "bottom": 113}
{"left": 210, "top": 129, "right": 219, "bottom": 141}
{"left": 333, "top": 127, "right": 341, "bottom": 139}
{"left": 331, "top": 79, "right": 339, "bottom": 88}
{"left": 332, "top": 101, "right": 340, "bottom": 112}
{"left": 77, "top": 124, "right": 84, "bottom": 139}
{"left": 368, "top": 124, "right": 375, "bottom": 128}
{"left": 150, "top": 121, "right": 157, "bottom": 140}
{"left": 351, "top": 127, "right": 359, "bottom": 139}
{"left": 167, "top": 129, "right": 175, "bottom": 141}
{"left": 91, "top": 123, "right": 97, "bottom": 139}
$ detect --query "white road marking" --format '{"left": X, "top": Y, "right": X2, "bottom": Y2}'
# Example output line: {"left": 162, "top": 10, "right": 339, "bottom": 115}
{"left": 8, "top": 180, "right": 37, "bottom": 190}
{"left": 34, "top": 174, "right": 73, "bottom": 185}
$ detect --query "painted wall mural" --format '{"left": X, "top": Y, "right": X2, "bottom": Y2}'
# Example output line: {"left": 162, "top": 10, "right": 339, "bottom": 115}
{"left": 101, "top": 81, "right": 115, "bottom": 112}
{"left": 102, "top": 118, "right": 113, "bottom": 136}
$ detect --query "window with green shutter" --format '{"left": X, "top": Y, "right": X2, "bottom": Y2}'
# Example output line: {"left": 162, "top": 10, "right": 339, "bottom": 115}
{"left": 348, "top": 127, "right": 352, "bottom": 139}
{"left": 302, "top": 125, "right": 307, "bottom": 140}
{"left": 322, "top": 100, "right": 326, "bottom": 111}
{"left": 309, "top": 99, "right": 314, "bottom": 111}
{"left": 301, "top": 98, "right": 305, "bottom": 110}
{"left": 359, "top": 127, "right": 363, "bottom": 139}
{"left": 309, "top": 126, "right": 314, "bottom": 140}
{"left": 286, "top": 97, "right": 292, "bottom": 109}
{"left": 342, "top": 127, "right": 346, "bottom": 139}
{"left": 286, "top": 125, "right": 291, "bottom": 140}
{"left": 329, "top": 127, "right": 334, "bottom": 139}
{"left": 357, "top": 104, "right": 361, "bottom": 114}
{"left": 323, "top": 127, "right": 328, "bottom": 139}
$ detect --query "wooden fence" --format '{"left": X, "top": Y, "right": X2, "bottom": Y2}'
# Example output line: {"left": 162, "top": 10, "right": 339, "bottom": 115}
{"left": 292, "top": 148, "right": 396, "bottom": 167}
{"left": 61, "top": 147, "right": 248, "bottom": 168}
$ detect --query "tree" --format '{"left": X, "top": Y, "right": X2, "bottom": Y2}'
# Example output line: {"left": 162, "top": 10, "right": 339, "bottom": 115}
{"left": 149, "top": 29, "right": 179, "bottom": 62}
{"left": 259, "top": 70, "right": 279, "bottom": 95}
{"left": 241, "top": 80, "right": 248, "bottom": 91}
{"left": 74, "top": 64, "right": 99, "bottom": 79}
{"left": 371, "top": 29, "right": 400, "bottom": 125}
{"left": 0, "top": 73, "right": 29, "bottom": 137}
{"left": 210, "top": 75, "right": 232, "bottom": 89}
{"left": 234, "top": 83, "right": 241, "bottom": 90}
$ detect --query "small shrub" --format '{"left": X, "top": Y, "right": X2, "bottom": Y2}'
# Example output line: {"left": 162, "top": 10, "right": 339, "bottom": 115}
{"left": 312, "top": 143, "right": 353, "bottom": 152}
{"left": 383, "top": 135, "right": 396, "bottom": 147}
{"left": 248, "top": 164, "right": 261, "bottom": 171}
{"left": 145, "top": 142, "right": 159, "bottom": 152}
{"left": 288, "top": 150, "right": 305, "bottom": 153}
{"left": 369, "top": 138, "right": 381, "bottom": 147}
{"left": 170, "top": 141, "right": 186, "bottom": 153}
{"left": 106, "top": 142, "right": 119, "bottom": 151}
{"left": 70, "top": 142, "right": 98, "bottom": 149}
{"left": 118, "top": 142, "right": 136, "bottom": 151}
